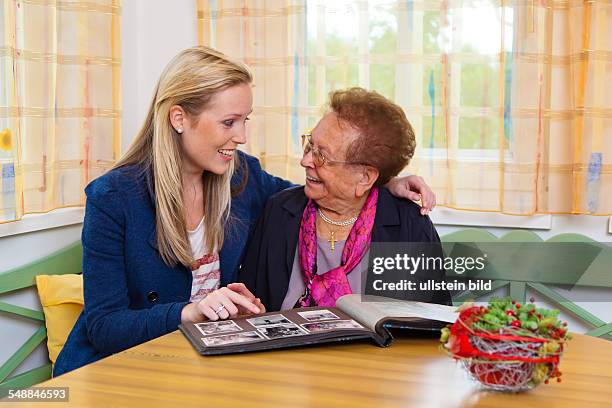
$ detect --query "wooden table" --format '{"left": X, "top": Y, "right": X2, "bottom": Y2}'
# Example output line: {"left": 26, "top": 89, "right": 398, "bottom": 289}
{"left": 2, "top": 332, "right": 612, "bottom": 407}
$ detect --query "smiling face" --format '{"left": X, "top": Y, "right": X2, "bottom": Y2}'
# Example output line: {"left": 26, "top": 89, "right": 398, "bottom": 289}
{"left": 177, "top": 83, "right": 253, "bottom": 175}
{"left": 301, "top": 112, "right": 375, "bottom": 212}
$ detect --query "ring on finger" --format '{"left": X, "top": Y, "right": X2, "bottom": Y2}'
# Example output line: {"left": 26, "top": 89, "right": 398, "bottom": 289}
{"left": 215, "top": 304, "right": 226, "bottom": 315}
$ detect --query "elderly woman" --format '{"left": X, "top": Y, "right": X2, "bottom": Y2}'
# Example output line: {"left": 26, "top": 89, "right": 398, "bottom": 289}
{"left": 239, "top": 88, "right": 450, "bottom": 310}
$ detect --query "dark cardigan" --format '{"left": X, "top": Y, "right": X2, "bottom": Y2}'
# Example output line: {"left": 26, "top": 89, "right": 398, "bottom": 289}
{"left": 239, "top": 186, "right": 452, "bottom": 311}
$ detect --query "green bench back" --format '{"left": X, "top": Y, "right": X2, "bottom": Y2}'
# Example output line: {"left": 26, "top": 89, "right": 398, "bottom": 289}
{"left": 0, "top": 242, "right": 82, "bottom": 397}
{"left": 441, "top": 229, "right": 612, "bottom": 338}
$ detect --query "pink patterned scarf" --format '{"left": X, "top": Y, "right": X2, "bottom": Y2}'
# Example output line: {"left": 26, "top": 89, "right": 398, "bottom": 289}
{"left": 297, "top": 187, "right": 379, "bottom": 307}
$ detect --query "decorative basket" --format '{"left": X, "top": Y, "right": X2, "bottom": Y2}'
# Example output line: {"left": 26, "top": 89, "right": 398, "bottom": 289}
{"left": 440, "top": 298, "right": 569, "bottom": 392}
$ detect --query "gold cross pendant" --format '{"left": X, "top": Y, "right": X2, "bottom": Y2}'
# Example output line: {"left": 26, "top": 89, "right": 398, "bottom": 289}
{"left": 328, "top": 230, "right": 336, "bottom": 252}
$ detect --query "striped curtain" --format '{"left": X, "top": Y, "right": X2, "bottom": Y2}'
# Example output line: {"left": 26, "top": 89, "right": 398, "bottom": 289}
{"left": 0, "top": 0, "right": 121, "bottom": 223}
{"left": 198, "top": 0, "right": 611, "bottom": 215}
{"left": 197, "top": 0, "right": 309, "bottom": 181}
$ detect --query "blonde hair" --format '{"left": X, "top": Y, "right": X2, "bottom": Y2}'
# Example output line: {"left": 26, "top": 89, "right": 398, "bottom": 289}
{"left": 113, "top": 46, "right": 252, "bottom": 267}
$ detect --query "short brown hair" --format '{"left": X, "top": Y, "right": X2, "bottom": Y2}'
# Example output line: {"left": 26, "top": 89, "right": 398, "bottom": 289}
{"left": 329, "top": 87, "right": 415, "bottom": 186}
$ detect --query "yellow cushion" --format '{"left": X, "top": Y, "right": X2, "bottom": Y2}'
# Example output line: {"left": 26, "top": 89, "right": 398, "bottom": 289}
{"left": 35, "top": 274, "right": 84, "bottom": 364}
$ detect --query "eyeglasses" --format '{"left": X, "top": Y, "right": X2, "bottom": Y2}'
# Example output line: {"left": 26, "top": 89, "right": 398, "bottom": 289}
{"left": 300, "top": 132, "right": 355, "bottom": 167}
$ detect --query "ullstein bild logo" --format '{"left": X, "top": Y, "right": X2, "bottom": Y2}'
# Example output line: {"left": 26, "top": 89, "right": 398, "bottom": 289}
{"left": 370, "top": 277, "right": 493, "bottom": 292}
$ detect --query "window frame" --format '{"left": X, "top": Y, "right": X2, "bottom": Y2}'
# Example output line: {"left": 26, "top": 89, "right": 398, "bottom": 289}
{"left": 0, "top": 207, "right": 84, "bottom": 238}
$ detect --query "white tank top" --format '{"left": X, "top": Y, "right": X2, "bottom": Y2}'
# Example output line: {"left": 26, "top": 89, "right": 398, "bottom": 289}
{"left": 187, "top": 218, "right": 220, "bottom": 302}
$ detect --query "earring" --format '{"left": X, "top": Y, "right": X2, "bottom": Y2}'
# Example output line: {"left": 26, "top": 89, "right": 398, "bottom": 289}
{"left": 176, "top": 127, "right": 183, "bottom": 134}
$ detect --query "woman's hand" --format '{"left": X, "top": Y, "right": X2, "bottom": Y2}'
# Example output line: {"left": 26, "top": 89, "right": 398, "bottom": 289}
{"left": 226, "top": 283, "right": 266, "bottom": 316}
{"left": 181, "top": 284, "right": 265, "bottom": 323}
{"left": 385, "top": 175, "right": 436, "bottom": 215}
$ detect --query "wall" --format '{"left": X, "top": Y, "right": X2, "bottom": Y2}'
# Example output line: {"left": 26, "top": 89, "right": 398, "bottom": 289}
{"left": 0, "top": 0, "right": 610, "bottom": 380}
{"left": 121, "top": 0, "right": 197, "bottom": 153}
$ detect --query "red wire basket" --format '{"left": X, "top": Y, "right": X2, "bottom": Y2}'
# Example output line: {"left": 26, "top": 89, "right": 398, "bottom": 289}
{"left": 440, "top": 300, "right": 568, "bottom": 392}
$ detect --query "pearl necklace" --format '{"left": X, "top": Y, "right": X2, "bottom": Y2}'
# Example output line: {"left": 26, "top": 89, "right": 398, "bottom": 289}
{"left": 317, "top": 208, "right": 357, "bottom": 227}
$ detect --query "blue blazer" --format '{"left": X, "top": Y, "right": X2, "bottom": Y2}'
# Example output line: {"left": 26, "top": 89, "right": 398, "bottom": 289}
{"left": 53, "top": 152, "right": 292, "bottom": 376}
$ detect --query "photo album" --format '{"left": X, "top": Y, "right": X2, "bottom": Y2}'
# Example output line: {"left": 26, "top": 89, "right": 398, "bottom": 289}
{"left": 179, "top": 294, "right": 458, "bottom": 355}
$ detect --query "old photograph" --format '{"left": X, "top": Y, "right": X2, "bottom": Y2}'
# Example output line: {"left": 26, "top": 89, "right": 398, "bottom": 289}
{"left": 195, "top": 320, "right": 242, "bottom": 336}
{"left": 247, "top": 314, "right": 292, "bottom": 327}
{"left": 302, "top": 320, "right": 364, "bottom": 333}
{"left": 257, "top": 323, "right": 307, "bottom": 339}
{"left": 202, "top": 331, "right": 264, "bottom": 347}
{"left": 298, "top": 309, "right": 340, "bottom": 322}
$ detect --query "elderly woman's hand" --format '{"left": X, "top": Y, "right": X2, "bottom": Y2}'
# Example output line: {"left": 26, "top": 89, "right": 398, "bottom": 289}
{"left": 181, "top": 284, "right": 264, "bottom": 323}
{"left": 386, "top": 175, "right": 436, "bottom": 215}
{"left": 227, "top": 282, "right": 266, "bottom": 316}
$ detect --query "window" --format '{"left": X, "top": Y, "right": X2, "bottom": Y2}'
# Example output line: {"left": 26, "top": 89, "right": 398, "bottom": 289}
{"left": 0, "top": 0, "right": 120, "bottom": 225}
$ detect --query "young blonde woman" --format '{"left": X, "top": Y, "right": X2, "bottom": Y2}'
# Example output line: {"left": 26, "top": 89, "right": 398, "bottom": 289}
{"left": 54, "top": 46, "right": 436, "bottom": 375}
